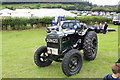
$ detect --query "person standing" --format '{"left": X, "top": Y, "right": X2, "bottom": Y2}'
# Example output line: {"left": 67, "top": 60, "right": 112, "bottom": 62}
{"left": 57, "top": 16, "right": 62, "bottom": 31}
{"left": 103, "top": 22, "right": 108, "bottom": 34}
{"left": 99, "top": 23, "right": 103, "bottom": 33}
{"left": 94, "top": 22, "right": 99, "bottom": 33}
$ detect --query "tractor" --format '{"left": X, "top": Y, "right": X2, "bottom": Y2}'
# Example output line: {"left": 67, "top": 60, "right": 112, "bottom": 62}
{"left": 34, "top": 17, "right": 98, "bottom": 76}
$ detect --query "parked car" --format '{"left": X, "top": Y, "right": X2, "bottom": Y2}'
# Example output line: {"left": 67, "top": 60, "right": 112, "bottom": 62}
{"left": 112, "top": 15, "right": 120, "bottom": 25}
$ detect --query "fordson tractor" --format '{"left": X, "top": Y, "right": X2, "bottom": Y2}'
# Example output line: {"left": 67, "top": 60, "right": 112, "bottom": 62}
{"left": 34, "top": 17, "right": 98, "bottom": 76}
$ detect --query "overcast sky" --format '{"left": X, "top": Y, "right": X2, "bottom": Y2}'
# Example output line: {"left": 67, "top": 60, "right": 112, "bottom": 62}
{"left": 88, "top": 0, "right": 119, "bottom": 5}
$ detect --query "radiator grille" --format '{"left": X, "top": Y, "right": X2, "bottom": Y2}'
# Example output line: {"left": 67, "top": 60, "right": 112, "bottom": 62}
{"left": 47, "top": 43, "right": 59, "bottom": 48}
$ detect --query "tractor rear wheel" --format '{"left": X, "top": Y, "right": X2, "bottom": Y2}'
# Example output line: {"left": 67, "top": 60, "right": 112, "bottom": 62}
{"left": 62, "top": 49, "right": 83, "bottom": 76}
{"left": 83, "top": 31, "right": 98, "bottom": 60}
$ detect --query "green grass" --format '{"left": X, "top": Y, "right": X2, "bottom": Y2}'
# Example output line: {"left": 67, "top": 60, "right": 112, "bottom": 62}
{"left": 2, "top": 24, "right": 118, "bottom": 78}
{"left": 118, "top": 26, "right": 120, "bottom": 58}
{"left": 0, "top": 30, "right": 2, "bottom": 79}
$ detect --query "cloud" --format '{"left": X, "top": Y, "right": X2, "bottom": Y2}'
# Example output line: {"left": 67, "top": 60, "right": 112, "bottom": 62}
{"left": 88, "top": 0, "right": 119, "bottom": 5}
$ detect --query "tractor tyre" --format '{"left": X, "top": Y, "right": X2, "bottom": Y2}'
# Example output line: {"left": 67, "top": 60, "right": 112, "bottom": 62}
{"left": 34, "top": 46, "right": 52, "bottom": 67}
{"left": 62, "top": 49, "right": 83, "bottom": 76}
{"left": 83, "top": 31, "right": 98, "bottom": 61}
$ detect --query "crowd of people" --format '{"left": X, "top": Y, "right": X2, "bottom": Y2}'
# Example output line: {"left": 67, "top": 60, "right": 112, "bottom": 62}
{"left": 94, "top": 22, "right": 109, "bottom": 34}
{"left": 79, "top": 22, "right": 109, "bottom": 34}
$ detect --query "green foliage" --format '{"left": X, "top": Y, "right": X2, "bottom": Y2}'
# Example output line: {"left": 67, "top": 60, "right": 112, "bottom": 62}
{"left": 41, "top": 17, "right": 53, "bottom": 24}
{"left": 64, "top": 6, "right": 76, "bottom": 10}
{"left": 42, "top": 4, "right": 63, "bottom": 8}
{"left": 2, "top": 17, "right": 53, "bottom": 30}
{"left": 91, "top": 7, "right": 107, "bottom": 12}
{"left": 91, "top": 7, "right": 117, "bottom": 12}
{"left": 66, "top": 16, "right": 75, "bottom": 20}
{"left": 2, "top": 3, "right": 74, "bottom": 10}
{"left": 118, "top": 3, "right": 120, "bottom": 13}
{"left": 5, "top": 6, "right": 16, "bottom": 10}
{"left": 75, "top": 3, "right": 92, "bottom": 11}
{"left": 2, "top": 17, "right": 29, "bottom": 30}
{"left": 66, "top": 16, "right": 112, "bottom": 25}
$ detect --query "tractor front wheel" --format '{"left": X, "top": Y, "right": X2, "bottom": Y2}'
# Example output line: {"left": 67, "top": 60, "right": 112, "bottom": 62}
{"left": 34, "top": 46, "right": 52, "bottom": 67}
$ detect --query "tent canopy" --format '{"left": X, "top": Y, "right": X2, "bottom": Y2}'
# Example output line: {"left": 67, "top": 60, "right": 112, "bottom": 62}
{"left": 0, "top": 8, "right": 77, "bottom": 18}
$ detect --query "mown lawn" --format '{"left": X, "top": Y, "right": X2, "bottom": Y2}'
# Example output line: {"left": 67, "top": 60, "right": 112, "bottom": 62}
{"left": 2, "top": 24, "right": 118, "bottom": 78}
{"left": 0, "top": 31, "right": 2, "bottom": 79}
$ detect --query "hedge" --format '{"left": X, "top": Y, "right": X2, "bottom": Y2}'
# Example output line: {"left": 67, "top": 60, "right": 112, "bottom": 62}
{"left": 66, "top": 16, "right": 112, "bottom": 25}
{"left": 2, "top": 17, "right": 53, "bottom": 30}
{"left": 2, "top": 16, "right": 112, "bottom": 30}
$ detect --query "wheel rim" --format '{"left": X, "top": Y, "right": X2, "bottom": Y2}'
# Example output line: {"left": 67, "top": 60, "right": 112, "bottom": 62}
{"left": 91, "top": 37, "right": 97, "bottom": 56}
{"left": 68, "top": 56, "right": 81, "bottom": 72}
{"left": 39, "top": 52, "right": 49, "bottom": 63}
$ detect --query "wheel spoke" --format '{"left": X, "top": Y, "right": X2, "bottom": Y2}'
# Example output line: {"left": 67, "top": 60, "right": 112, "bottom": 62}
{"left": 69, "top": 64, "right": 75, "bottom": 69}
{"left": 39, "top": 52, "right": 49, "bottom": 62}
{"left": 68, "top": 56, "right": 79, "bottom": 71}
{"left": 40, "top": 56, "right": 45, "bottom": 58}
{"left": 69, "top": 64, "right": 73, "bottom": 69}
{"left": 34, "top": 46, "right": 52, "bottom": 67}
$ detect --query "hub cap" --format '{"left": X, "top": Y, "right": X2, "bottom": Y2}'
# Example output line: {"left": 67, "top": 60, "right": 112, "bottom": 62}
{"left": 68, "top": 56, "right": 80, "bottom": 72}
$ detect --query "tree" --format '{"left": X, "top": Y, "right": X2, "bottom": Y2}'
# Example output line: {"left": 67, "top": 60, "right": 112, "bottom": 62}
{"left": 117, "top": 1, "right": 120, "bottom": 13}
{"left": 91, "top": 7, "right": 107, "bottom": 12}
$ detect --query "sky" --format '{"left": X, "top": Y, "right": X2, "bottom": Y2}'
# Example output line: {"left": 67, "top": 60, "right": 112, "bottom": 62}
{"left": 88, "top": 0, "right": 119, "bottom": 5}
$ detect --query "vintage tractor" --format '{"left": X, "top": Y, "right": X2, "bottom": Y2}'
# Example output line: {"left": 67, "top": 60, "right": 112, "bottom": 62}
{"left": 34, "top": 19, "right": 98, "bottom": 76}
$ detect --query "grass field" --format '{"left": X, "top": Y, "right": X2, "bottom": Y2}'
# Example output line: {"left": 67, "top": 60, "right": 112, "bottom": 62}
{"left": 118, "top": 26, "right": 120, "bottom": 58}
{"left": 0, "top": 30, "right": 2, "bottom": 79}
{"left": 2, "top": 24, "right": 118, "bottom": 78}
